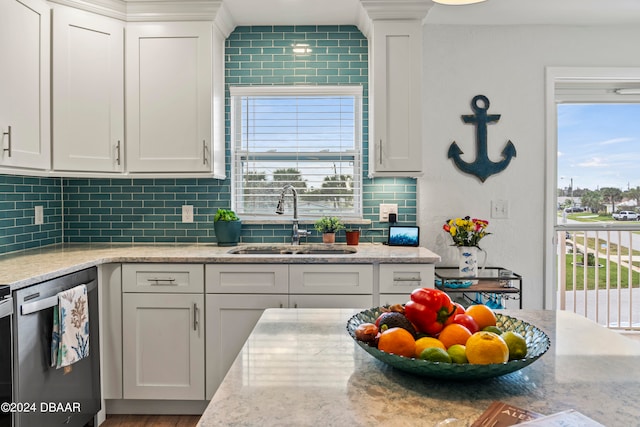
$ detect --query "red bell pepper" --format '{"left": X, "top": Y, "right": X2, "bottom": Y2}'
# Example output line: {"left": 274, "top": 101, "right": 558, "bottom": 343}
{"left": 404, "top": 288, "right": 457, "bottom": 336}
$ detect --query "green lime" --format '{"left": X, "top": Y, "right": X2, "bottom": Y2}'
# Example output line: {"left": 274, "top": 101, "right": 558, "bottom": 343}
{"left": 447, "top": 344, "right": 468, "bottom": 364}
{"left": 482, "top": 325, "right": 503, "bottom": 335}
{"left": 501, "top": 331, "right": 528, "bottom": 360}
{"left": 419, "top": 347, "right": 452, "bottom": 363}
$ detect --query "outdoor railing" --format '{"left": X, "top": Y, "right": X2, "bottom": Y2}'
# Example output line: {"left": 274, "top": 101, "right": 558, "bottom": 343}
{"left": 557, "top": 223, "right": 640, "bottom": 331}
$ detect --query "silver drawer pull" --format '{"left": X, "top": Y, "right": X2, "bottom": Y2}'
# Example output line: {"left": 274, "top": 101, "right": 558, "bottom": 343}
{"left": 147, "top": 278, "right": 176, "bottom": 285}
{"left": 193, "top": 303, "right": 199, "bottom": 331}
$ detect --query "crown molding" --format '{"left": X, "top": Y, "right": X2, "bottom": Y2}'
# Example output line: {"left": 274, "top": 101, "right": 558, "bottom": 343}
{"left": 50, "top": 0, "right": 224, "bottom": 22}
{"left": 49, "top": 0, "right": 127, "bottom": 21}
{"left": 359, "top": 0, "right": 432, "bottom": 20}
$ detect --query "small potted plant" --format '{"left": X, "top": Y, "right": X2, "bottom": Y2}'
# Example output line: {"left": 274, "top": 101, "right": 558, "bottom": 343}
{"left": 345, "top": 228, "right": 360, "bottom": 246}
{"left": 314, "top": 216, "right": 344, "bottom": 244}
{"left": 214, "top": 208, "right": 242, "bottom": 246}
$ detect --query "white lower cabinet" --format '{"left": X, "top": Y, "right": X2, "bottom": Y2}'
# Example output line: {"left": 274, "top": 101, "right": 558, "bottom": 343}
{"left": 205, "top": 263, "right": 374, "bottom": 397}
{"left": 122, "top": 264, "right": 205, "bottom": 400}
{"left": 123, "top": 293, "right": 204, "bottom": 400}
{"left": 205, "top": 294, "right": 286, "bottom": 399}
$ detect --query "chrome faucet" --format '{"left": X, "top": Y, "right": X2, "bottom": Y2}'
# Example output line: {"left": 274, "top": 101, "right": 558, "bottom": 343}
{"left": 276, "top": 184, "right": 309, "bottom": 245}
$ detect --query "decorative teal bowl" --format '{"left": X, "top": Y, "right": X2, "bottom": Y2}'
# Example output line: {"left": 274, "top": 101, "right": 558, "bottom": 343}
{"left": 346, "top": 307, "right": 551, "bottom": 380}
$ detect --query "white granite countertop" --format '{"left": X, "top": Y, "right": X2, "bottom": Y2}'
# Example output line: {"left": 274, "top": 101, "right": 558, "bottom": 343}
{"left": 198, "top": 308, "right": 640, "bottom": 427}
{"left": 0, "top": 243, "right": 440, "bottom": 291}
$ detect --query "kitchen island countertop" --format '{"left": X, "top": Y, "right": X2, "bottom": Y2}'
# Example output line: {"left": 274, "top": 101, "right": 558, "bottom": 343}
{"left": 198, "top": 308, "right": 640, "bottom": 427}
{"left": 0, "top": 243, "right": 439, "bottom": 290}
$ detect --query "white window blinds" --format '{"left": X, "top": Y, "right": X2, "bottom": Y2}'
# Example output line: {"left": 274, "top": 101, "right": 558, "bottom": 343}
{"left": 230, "top": 86, "right": 363, "bottom": 218}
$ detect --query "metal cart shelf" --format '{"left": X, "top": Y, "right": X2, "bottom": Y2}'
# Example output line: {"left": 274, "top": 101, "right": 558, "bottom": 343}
{"left": 435, "top": 267, "right": 522, "bottom": 309}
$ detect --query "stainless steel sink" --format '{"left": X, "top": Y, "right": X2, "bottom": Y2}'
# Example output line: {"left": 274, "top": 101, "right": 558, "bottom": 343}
{"left": 227, "top": 245, "right": 357, "bottom": 255}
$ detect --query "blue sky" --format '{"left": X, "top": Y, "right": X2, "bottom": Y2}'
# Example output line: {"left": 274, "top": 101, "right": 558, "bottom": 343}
{"left": 558, "top": 103, "right": 640, "bottom": 192}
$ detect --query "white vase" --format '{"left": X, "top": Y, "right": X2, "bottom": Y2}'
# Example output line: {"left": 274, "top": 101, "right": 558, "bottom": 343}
{"left": 457, "top": 246, "right": 487, "bottom": 278}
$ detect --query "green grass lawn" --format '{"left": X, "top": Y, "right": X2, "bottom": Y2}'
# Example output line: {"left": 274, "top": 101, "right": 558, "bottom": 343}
{"left": 564, "top": 254, "right": 640, "bottom": 290}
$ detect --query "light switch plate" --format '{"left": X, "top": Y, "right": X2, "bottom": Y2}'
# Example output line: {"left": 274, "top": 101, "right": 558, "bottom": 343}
{"left": 491, "top": 200, "right": 509, "bottom": 219}
{"left": 379, "top": 203, "right": 398, "bottom": 222}
{"left": 34, "top": 205, "right": 44, "bottom": 225}
{"left": 182, "top": 205, "right": 194, "bottom": 223}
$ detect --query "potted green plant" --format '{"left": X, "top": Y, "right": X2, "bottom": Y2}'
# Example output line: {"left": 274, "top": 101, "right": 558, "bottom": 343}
{"left": 345, "top": 228, "right": 360, "bottom": 246}
{"left": 314, "top": 216, "right": 344, "bottom": 244}
{"left": 214, "top": 208, "right": 242, "bottom": 246}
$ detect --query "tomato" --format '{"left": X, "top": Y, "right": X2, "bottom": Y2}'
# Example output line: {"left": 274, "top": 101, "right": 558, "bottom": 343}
{"left": 451, "top": 313, "right": 480, "bottom": 334}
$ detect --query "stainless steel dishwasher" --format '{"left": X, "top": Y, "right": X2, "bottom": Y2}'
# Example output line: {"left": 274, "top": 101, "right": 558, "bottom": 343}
{"left": 0, "top": 285, "right": 12, "bottom": 427}
{"left": 13, "top": 267, "right": 100, "bottom": 427}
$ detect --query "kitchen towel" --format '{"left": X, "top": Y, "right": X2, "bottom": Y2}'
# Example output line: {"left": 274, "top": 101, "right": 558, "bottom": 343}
{"left": 51, "top": 284, "right": 90, "bottom": 369}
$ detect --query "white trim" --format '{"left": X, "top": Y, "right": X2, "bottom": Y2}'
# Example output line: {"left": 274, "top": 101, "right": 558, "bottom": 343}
{"left": 544, "top": 66, "right": 640, "bottom": 310}
{"left": 229, "top": 85, "right": 363, "bottom": 97}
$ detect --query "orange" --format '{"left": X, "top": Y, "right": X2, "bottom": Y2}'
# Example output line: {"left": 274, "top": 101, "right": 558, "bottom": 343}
{"left": 414, "top": 336, "right": 446, "bottom": 357}
{"left": 465, "top": 304, "right": 497, "bottom": 330}
{"left": 438, "top": 323, "right": 472, "bottom": 349}
{"left": 465, "top": 331, "right": 509, "bottom": 364}
{"left": 378, "top": 327, "right": 416, "bottom": 358}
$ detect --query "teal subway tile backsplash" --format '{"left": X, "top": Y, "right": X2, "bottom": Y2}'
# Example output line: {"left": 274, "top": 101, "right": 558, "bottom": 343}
{"left": 0, "top": 25, "right": 417, "bottom": 254}
{"left": 0, "top": 175, "right": 63, "bottom": 254}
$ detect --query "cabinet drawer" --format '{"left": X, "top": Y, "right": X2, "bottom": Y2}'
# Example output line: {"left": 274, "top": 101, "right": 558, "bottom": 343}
{"left": 122, "top": 264, "right": 204, "bottom": 293}
{"left": 205, "top": 264, "right": 288, "bottom": 294}
{"left": 289, "top": 265, "right": 373, "bottom": 295}
{"left": 379, "top": 264, "right": 434, "bottom": 294}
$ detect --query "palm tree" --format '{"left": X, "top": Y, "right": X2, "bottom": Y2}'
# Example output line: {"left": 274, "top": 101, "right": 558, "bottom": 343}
{"left": 580, "top": 189, "right": 603, "bottom": 213}
{"left": 599, "top": 187, "right": 623, "bottom": 213}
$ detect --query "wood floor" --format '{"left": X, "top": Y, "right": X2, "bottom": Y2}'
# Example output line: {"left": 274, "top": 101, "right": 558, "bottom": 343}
{"left": 100, "top": 414, "right": 201, "bottom": 427}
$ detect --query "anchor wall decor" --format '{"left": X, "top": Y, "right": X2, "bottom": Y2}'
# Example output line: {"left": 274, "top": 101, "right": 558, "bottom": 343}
{"left": 447, "top": 95, "right": 516, "bottom": 182}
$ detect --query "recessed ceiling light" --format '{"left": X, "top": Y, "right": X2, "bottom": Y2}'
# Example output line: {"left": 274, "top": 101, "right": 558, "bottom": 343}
{"left": 432, "top": 0, "right": 487, "bottom": 5}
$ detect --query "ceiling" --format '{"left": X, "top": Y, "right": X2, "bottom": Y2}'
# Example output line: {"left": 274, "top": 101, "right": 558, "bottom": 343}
{"left": 223, "top": 0, "right": 640, "bottom": 26}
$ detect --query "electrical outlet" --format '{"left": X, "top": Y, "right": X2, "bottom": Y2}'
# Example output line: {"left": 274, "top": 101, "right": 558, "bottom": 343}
{"left": 182, "top": 205, "right": 194, "bottom": 223}
{"left": 379, "top": 203, "right": 398, "bottom": 222}
{"left": 34, "top": 205, "right": 44, "bottom": 225}
{"left": 491, "top": 200, "right": 509, "bottom": 219}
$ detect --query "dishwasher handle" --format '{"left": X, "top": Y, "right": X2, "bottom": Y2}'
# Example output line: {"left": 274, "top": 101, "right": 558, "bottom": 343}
{"left": 0, "top": 297, "right": 12, "bottom": 318}
{"left": 20, "top": 281, "right": 96, "bottom": 315}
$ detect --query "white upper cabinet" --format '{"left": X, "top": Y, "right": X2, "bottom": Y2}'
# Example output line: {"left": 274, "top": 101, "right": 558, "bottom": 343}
{"left": 369, "top": 20, "right": 423, "bottom": 176}
{"left": 0, "top": 0, "right": 51, "bottom": 170}
{"left": 126, "top": 22, "right": 213, "bottom": 173}
{"left": 52, "top": 6, "right": 124, "bottom": 173}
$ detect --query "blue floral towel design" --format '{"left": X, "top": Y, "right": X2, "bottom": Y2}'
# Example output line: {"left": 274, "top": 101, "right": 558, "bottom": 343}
{"left": 51, "top": 284, "right": 89, "bottom": 369}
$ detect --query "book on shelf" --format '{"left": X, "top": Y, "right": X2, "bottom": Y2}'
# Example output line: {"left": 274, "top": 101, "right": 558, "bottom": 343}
{"left": 471, "top": 401, "right": 543, "bottom": 427}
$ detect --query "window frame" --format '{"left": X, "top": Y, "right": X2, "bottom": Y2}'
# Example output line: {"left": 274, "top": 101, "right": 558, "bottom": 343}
{"left": 229, "top": 85, "right": 364, "bottom": 220}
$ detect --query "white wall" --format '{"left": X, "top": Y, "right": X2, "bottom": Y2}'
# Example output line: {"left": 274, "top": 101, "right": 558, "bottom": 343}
{"left": 419, "top": 24, "right": 640, "bottom": 309}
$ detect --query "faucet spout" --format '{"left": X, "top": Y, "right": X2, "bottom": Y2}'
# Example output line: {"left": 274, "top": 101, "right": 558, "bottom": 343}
{"left": 275, "top": 184, "right": 307, "bottom": 245}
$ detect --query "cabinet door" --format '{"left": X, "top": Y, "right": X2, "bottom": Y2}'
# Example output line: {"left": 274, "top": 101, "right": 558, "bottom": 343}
{"left": 370, "top": 20, "right": 422, "bottom": 175}
{"left": 123, "top": 293, "right": 205, "bottom": 400}
{"left": 126, "top": 22, "right": 212, "bottom": 173}
{"left": 205, "top": 294, "right": 287, "bottom": 399}
{"left": 52, "top": 7, "right": 124, "bottom": 172}
{"left": 289, "top": 264, "right": 373, "bottom": 294}
{"left": 0, "top": 0, "right": 50, "bottom": 170}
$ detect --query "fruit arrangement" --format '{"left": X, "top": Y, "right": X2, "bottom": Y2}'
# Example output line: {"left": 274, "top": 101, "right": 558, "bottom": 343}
{"left": 353, "top": 288, "right": 528, "bottom": 365}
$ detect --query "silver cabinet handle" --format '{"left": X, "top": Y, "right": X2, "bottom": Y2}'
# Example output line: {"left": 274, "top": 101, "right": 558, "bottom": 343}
{"left": 378, "top": 138, "right": 382, "bottom": 165}
{"left": 116, "top": 140, "right": 121, "bottom": 166}
{"left": 3, "top": 126, "right": 11, "bottom": 158}
{"left": 146, "top": 278, "right": 176, "bottom": 285}
{"left": 202, "top": 140, "right": 208, "bottom": 165}
{"left": 193, "top": 303, "right": 199, "bottom": 331}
